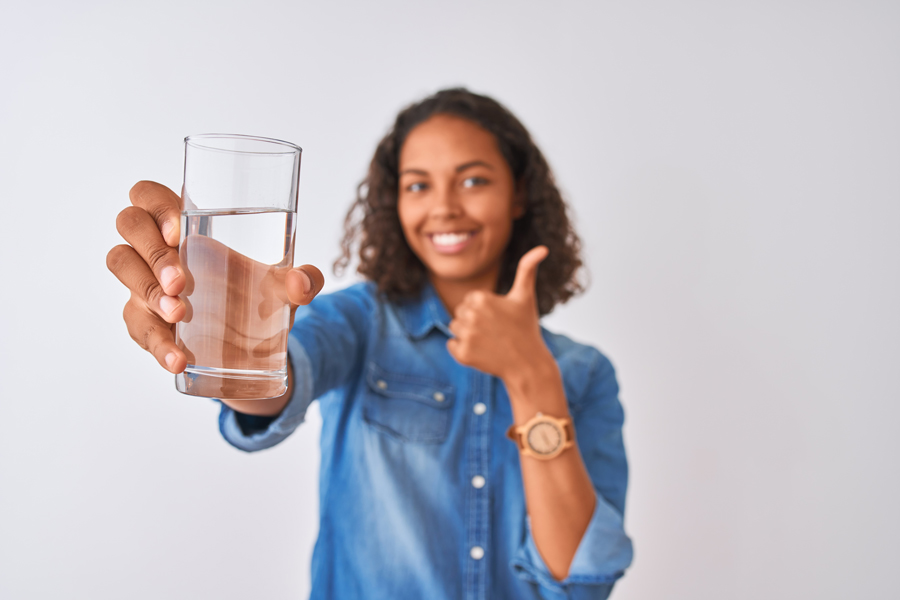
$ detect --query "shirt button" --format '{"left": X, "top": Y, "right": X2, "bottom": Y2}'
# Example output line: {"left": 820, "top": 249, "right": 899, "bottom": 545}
{"left": 433, "top": 391, "right": 445, "bottom": 402}
{"left": 471, "top": 475, "right": 485, "bottom": 489}
{"left": 473, "top": 402, "right": 487, "bottom": 415}
{"left": 470, "top": 546, "right": 485, "bottom": 560}
{"left": 376, "top": 380, "right": 387, "bottom": 390}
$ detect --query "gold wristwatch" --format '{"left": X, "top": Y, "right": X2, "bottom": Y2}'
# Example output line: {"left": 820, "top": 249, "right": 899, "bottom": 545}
{"left": 506, "top": 412, "right": 575, "bottom": 460}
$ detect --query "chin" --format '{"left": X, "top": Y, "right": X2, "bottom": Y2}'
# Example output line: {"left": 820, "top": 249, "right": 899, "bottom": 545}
{"left": 426, "top": 265, "right": 479, "bottom": 282}
{"left": 423, "top": 258, "right": 494, "bottom": 285}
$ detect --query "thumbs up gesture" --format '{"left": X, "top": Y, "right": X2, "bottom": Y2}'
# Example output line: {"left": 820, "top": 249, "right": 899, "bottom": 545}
{"left": 447, "top": 246, "right": 554, "bottom": 381}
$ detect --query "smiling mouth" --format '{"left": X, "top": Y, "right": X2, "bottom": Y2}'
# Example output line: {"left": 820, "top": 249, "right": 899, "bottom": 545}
{"left": 428, "top": 231, "right": 476, "bottom": 254}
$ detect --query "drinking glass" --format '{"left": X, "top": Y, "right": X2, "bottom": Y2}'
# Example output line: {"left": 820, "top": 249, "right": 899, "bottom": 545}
{"left": 174, "top": 134, "right": 301, "bottom": 400}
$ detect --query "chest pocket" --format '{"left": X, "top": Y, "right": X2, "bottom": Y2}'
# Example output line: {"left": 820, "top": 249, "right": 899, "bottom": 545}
{"left": 362, "top": 362, "right": 455, "bottom": 444}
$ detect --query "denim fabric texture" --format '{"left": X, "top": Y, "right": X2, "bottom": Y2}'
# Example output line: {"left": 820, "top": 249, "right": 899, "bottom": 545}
{"left": 218, "top": 282, "right": 633, "bottom": 600}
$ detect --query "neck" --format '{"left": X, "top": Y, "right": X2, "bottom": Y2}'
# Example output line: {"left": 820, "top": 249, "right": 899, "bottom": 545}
{"left": 429, "top": 266, "right": 500, "bottom": 315}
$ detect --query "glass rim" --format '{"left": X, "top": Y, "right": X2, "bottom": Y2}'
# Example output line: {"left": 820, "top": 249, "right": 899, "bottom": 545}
{"left": 184, "top": 133, "right": 302, "bottom": 155}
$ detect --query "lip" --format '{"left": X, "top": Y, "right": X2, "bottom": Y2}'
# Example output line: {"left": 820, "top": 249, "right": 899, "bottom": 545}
{"left": 427, "top": 230, "right": 477, "bottom": 255}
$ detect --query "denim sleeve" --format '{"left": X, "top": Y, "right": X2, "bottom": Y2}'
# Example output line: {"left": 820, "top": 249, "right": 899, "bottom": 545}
{"left": 510, "top": 349, "right": 633, "bottom": 599}
{"left": 218, "top": 283, "right": 374, "bottom": 452}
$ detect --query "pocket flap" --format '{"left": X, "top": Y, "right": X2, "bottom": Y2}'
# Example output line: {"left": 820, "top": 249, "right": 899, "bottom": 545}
{"left": 365, "top": 362, "right": 454, "bottom": 409}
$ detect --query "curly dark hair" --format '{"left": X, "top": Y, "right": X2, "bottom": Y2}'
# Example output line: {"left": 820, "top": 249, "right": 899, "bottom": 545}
{"left": 335, "top": 87, "right": 585, "bottom": 316}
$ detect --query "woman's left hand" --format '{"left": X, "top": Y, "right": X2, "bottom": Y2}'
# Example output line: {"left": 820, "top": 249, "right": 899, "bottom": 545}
{"left": 447, "top": 246, "right": 553, "bottom": 382}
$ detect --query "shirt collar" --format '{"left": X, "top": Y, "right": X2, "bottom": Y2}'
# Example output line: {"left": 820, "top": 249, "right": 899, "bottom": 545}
{"left": 394, "top": 281, "right": 454, "bottom": 340}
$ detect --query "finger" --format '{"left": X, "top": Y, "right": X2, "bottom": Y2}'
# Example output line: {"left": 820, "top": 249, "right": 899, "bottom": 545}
{"left": 123, "top": 298, "right": 187, "bottom": 373}
{"left": 458, "top": 290, "right": 488, "bottom": 313}
{"left": 251, "top": 326, "right": 292, "bottom": 358}
{"left": 448, "top": 318, "right": 464, "bottom": 338}
{"left": 258, "top": 266, "right": 292, "bottom": 320}
{"left": 446, "top": 338, "right": 470, "bottom": 366}
{"left": 129, "top": 180, "right": 183, "bottom": 247}
{"left": 107, "top": 244, "right": 186, "bottom": 323}
{"left": 507, "top": 245, "right": 549, "bottom": 301}
{"left": 452, "top": 305, "right": 476, "bottom": 324}
{"left": 115, "top": 206, "right": 185, "bottom": 296}
{"left": 286, "top": 264, "right": 325, "bottom": 306}
{"left": 446, "top": 338, "right": 462, "bottom": 362}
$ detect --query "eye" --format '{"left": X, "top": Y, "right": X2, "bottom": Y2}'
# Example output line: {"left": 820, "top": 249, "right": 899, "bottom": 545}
{"left": 462, "top": 176, "right": 489, "bottom": 188}
{"left": 405, "top": 181, "right": 429, "bottom": 193}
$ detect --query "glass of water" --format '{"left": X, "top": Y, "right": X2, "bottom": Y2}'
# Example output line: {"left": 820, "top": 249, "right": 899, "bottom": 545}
{"left": 174, "top": 134, "right": 301, "bottom": 400}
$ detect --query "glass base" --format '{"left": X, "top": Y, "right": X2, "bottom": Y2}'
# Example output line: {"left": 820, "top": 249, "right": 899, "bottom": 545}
{"left": 175, "top": 365, "right": 288, "bottom": 400}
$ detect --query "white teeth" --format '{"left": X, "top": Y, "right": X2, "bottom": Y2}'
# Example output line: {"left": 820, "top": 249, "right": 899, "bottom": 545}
{"left": 431, "top": 232, "right": 471, "bottom": 247}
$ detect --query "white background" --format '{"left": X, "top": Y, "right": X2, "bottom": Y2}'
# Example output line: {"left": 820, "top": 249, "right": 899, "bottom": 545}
{"left": 1, "top": 1, "right": 898, "bottom": 599}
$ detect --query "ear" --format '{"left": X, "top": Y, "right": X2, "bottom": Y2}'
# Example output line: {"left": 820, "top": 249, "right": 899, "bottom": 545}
{"left": 512, "top": 182, "right": 526, "bottom": 220}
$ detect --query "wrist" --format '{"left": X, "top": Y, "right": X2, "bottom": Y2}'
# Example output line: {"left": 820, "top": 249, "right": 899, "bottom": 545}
{"left": 502, "top": 348, "right": 556, "bottom": 393}
{"left": 502, "top": 350, "right": 568, "bottom": 424}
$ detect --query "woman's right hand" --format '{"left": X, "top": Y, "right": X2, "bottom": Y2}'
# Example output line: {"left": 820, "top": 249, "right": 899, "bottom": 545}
{"left": 106, "top": 180, "right": 324, "bottom": 384}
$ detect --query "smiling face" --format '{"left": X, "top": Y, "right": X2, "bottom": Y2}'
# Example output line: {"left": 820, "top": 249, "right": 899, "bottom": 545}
{"left": 397, "top": 114, "right": 523, "bottom": 297}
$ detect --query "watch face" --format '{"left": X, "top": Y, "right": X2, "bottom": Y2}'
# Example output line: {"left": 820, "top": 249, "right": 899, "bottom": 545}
{"left": 527, "top": 421, "right": 563, "bottom": 455}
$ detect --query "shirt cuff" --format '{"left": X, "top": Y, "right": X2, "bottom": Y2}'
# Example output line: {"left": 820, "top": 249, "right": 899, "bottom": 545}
{"left": 217, "top": 334, "right": 315, "bottom": 452}
{"left": 510, "top": 490, "right": 633, "bottom": 599}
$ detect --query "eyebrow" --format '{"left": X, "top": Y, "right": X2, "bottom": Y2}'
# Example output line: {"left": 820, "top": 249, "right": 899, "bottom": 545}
{"left": 399, "top": 161, "right": 495, "bottom": 177}
{"left": 455, "top": 160, "right": 494, "bottom": 173}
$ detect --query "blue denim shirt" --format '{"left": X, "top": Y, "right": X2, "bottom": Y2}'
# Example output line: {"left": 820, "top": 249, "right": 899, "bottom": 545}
{"left": 218, "top": 282, "right": 633, "bottom": 600}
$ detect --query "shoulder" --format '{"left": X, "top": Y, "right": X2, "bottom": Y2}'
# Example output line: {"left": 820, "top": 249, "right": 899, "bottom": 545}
{"left": 541, "top": 327, "right": 619, "bottom": 413}
{"left": 541, "top": 327, "right": 615, "bottom": 378}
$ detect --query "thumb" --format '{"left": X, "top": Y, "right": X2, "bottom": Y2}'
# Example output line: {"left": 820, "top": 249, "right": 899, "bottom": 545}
{"left": 508, "top": 246, "right": 549, "bottom": 302}
{"left": 286, "top": 264, "right": 325, "bottom": 306}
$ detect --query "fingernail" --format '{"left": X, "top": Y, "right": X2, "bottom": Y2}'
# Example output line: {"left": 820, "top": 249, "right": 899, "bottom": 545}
{"left": 165, "top": 352, "right": 177, "bottom": 370}
{"left": 161, "top": 220, "right": 176, "bottom": 244}
{"left": 300, "top": 270, "right": 313, "bottom": 294}
{"left": 159, "top": 295, "right": 180, "bottom": 316}
{"left": 161, "top": 266, "right": 179, "bottom": 291}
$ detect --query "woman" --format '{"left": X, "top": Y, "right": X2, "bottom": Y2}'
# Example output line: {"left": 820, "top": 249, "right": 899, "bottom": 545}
{"left": 107, "top": 88, "right": 633, "bottom": 599}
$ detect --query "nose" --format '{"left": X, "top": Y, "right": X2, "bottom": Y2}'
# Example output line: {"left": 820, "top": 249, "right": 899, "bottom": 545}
{"left": 429, "top": 183, "right": 463, "bottom": 220}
